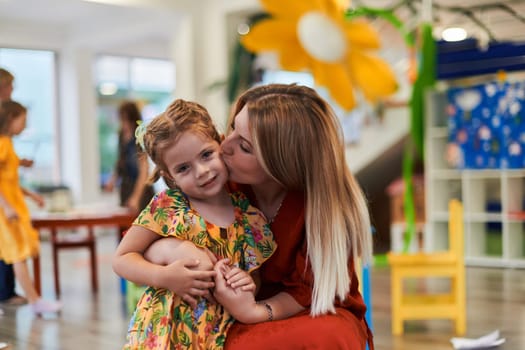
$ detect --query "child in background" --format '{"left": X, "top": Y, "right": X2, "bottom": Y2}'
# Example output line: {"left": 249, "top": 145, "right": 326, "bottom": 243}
{"left": 0, "top": 67, "right": 26, "bottom": 306}
{"left": 0, "top": 100, "right": 62, "bottom": 314}
{"left": 113, "top": 99, "right": 276, "bottom": 349}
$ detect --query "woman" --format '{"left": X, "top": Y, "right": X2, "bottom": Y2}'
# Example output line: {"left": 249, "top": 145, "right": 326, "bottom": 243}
{"left": 124, "top": 84, "right": 373, "bottom": 349}
{"left": 215, "top": 83, "right": 373, "bottom": 349}
{"left": 104, "top": 101, "right": 154, "bottom": 214}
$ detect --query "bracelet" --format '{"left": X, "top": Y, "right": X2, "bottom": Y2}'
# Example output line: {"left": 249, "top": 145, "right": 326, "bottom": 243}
{"left": 256, "top": 301, "right": 273, "bottom": 321}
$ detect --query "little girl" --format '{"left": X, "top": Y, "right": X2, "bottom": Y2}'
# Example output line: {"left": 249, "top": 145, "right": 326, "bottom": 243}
{"left": 0, "top": 100, "right": 62, "bottom": 314}
{"left": 113, "top": 99, "right": 276, "bottom": 349}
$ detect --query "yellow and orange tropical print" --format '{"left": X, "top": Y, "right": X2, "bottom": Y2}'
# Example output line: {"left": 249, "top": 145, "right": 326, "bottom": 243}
{"left": 124, "top": 188, "right": 276, "bottom": 350}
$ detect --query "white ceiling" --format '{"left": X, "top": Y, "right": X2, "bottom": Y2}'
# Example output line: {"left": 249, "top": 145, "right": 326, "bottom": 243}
{"left": 357, "top": 0, "right": 525, "bottom": 43}
{"left": 0, "top": 0, "right": 183, "bottom": 58}
{"left": 0, "top": 0, "right": 524, "bottom": 58}
{"left": 2, "top": 0, "right": 524, "bottom": 42}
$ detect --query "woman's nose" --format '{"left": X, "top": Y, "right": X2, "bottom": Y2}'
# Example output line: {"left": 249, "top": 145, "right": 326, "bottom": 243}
{"left": 220, "top": 136, "right": 233, "bottom": 156}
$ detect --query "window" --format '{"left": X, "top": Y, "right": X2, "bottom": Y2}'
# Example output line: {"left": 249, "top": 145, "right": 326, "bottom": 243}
{"left": 95, "top": 55, "right": 175, "bottom": 188}
{"left": 0, "top": 48, "right": 58, "bottom": 187}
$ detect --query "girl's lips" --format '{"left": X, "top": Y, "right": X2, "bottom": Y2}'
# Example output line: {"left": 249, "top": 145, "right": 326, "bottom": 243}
{"left": 200, "top": 175, "right": 217, "bottom": 188}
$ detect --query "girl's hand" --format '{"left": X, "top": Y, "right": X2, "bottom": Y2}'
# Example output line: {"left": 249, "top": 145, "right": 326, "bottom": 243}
{"left": 159, "top": 258, "right": 216, "bottom": 308}
{"left": 143, "top": 238, "right": 217, "bottom": 308}
{"left": 103, "top": 176, "right": 115, "bottom": 192}
{"left": 213, "top": 259, "right": 260, "bottom": 322}
{"left": 224, "top": 266, "right": 256, "bottom": 293}
{"left": 3, "top": 204, "right": 18, "bottom": 221}
{"left": 31, "top": 192, "right": 45, "bottom": 208}
{"left": 19, "top": 158, "right": 34, "bottom": 167}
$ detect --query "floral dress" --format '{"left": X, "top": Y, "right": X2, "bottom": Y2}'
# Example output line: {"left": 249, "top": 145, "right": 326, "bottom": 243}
{"left": 0, "top": 136, "right": 39, "bottom": 264}
{"left": 124, "top": 188, "right": 276, "bottom": 350}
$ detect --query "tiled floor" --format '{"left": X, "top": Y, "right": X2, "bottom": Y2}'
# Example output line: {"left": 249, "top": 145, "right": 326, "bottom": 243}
{"left": 1, "top": 231, "right": 524, "bottom": 350}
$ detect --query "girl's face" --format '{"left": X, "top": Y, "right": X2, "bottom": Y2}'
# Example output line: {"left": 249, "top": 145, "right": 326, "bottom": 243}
{"left": 220, "top": 105, "right": 271, "bottom": 186}
{"left": 162, "top": 131, "right": 227, "bottom": 201}
{"left": 9, "top": 112, "right": 27, "bottom": 136}
{"left": 0, "top": 81, "right": 13, "bottom": 101}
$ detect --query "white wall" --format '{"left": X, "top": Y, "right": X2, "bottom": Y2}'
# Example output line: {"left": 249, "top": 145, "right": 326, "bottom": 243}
{"left": 0, "top": 0, "right": 408, "bottom": 203}
{"left": 0, "top": 0, "right": 259, "bottom": 204}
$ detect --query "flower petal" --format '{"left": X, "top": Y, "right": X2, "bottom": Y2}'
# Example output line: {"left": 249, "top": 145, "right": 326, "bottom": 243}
{"left": 347, "top": 50, "right": 398, "bottom": 101}
{"left": 279, "top": 41, "right": 310, "bottom": 71}
{"left": 261, "top": 0, "right": 322, "bottom": 19}
{"left": 323, "top": 0, "right": 350, "bottom": 19}
{"left": 241, "top": 19, "right": 296, "bottom": 53}
{"left": 343, "top": 20, "right": 381, "bottom": 49}
{"left": 313, "top": 62, "right": 356, "bottom": 110}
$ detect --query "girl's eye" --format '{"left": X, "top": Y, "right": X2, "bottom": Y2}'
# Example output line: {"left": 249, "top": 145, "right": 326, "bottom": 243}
{"left": 176, "top": 165, "right": 189, "bottom": 173}
{"left": 202, "top": 150, "right": 213, "bottom": 159}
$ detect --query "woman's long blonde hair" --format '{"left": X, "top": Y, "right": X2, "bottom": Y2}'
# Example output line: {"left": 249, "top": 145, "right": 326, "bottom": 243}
{"left": 232, "top": 84, "right": 372, "bottom": 316}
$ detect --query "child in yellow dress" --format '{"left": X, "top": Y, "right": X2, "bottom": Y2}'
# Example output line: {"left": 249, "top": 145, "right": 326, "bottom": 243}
{"left": 0, "top": 100, "right": 62, "bottom": 314}
{"left": 113, "top": 99, "right": 276, "bottom": 349}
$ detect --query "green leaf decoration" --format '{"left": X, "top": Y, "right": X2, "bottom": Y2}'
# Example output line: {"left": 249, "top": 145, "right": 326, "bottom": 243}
{"left": 403, "top": 23, "right": 436, "bottom": 253}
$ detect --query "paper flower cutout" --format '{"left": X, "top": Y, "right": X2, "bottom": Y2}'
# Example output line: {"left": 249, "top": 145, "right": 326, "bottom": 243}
{"left": 241, "top": 0, "right": 398, "bottom": 110}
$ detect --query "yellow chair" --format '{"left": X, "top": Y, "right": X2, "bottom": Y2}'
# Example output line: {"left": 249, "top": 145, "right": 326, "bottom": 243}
{"left": 387, "top": 199, "right": 466, "bottom": 335}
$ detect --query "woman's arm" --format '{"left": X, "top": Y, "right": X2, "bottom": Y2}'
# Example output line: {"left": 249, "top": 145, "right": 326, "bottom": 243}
{"left": 113, "top": 225, "right": 216, "bottom": 307}
{"left": 213, "top": 260, "right": 305, "bottom": 323}
{"left": 125, "top": 154, "right": 150, "bottom": 214}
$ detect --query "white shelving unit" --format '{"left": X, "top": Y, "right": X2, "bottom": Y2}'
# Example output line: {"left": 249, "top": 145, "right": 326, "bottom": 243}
{"left": 425, "top": 90, "right": 525, "bottom": 268}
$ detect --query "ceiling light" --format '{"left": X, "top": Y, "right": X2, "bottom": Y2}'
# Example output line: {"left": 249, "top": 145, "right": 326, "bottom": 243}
{"left": 99, "top": 82, "right": 118, "bottom": 96}
{"left": 442, "top": 27, "right": 467, "bottom": 42}
{"left": 237, "top": 23, "right": 250, "bottom": 35}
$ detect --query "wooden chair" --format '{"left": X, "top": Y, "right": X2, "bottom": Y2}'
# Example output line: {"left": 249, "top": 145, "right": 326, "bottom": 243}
{"left": 50, "top": 226, "right": 98, "bottom": 296}
{"left": 387, "top": 199, "right": 466, "bottom": 335}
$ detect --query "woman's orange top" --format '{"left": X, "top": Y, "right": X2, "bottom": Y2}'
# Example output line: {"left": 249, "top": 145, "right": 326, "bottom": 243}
{"left": 225, "top": 183, "right": 372, "bottom": 350}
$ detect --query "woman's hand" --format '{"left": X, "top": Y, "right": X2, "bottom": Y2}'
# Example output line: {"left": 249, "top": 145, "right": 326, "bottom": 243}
{"left": 125, "top": 195, "right": 140, "bottom": 215}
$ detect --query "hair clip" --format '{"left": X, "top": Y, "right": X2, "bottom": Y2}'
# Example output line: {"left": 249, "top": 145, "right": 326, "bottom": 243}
{"left": 135, "top": 120, "right": 148, "bottom": 151}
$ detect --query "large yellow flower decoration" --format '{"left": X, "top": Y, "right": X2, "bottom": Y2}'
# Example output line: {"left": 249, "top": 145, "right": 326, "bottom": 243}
{"left": 241, "top": 0, "right": 398, "bottom": 111}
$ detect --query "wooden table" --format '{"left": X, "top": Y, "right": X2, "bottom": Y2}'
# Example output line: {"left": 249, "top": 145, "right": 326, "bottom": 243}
{"left": 31, "top": 210, "right": 135, "bottom": 296}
